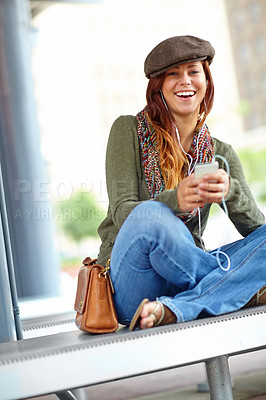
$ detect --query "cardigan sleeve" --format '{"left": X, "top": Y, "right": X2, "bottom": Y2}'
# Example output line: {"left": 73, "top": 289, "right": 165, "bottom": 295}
{"left": 216, "top": 140, "right": 265, "bottom": 236}
{"left": 106, "top": 115, "right": 182, "bottom": 230}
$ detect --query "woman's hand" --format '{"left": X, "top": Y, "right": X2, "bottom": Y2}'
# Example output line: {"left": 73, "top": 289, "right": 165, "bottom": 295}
{"left": 177, "top": 169, "right": 230, "bottom": 213}
{"left": 177, "top": 174, "right": 205, "bottom": 212}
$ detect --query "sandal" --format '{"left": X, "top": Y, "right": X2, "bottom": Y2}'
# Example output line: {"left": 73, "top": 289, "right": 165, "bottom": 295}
{"left": 149, "top": 301, "right": 166, "bottom": 326}
{"left": 129, "top": 298, "right": 149, "bottom": 331}
{"left": 129, "top": 299, "right": 176, "bottom": 331}
{"left": 244, "top": 286, "right": 266, "bottom": 308}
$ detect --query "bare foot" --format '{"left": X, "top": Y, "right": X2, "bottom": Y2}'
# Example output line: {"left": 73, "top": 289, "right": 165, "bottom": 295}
{"left": 139, "top": 301, "right": 177, "bottom": 329}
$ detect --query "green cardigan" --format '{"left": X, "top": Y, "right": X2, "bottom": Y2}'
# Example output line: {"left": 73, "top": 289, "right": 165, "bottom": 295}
{"left": 97, "top": 115, "right": 265, "bottom": 265}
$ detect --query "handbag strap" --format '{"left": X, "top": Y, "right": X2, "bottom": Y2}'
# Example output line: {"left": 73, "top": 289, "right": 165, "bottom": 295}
{"left": 82, "top": 257, "right": 97, "bottom": 266}
{"left": 82, "top": 256, "right": 111, "bottom": 277}
{"left": 82, "top": 257, "right": 114, "bottom": 294}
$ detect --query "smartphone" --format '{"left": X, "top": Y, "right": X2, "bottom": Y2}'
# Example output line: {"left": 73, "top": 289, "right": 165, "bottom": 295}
{"left": 194, "top": 161, "right": 219, "bottom": 179}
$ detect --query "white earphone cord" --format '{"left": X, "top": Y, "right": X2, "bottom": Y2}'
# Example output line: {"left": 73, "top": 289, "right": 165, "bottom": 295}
{"left": 159, "top": 90, "right": 231, "bottom": 271}
{"left": 198, "top": 154, "right": 231, "bottom": 272}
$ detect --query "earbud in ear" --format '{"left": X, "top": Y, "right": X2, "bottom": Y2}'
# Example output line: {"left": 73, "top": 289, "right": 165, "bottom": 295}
{"left": 159, "top": 89, "right": 169, "bottom": 112}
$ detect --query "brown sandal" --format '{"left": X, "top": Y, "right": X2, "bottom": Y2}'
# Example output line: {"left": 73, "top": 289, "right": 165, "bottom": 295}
{"left": 129, "top": 298, "right": 149, "bottom": 331}
{"left": 244, "top": 286, "right": 266, "bottom": 308}
{"left": 129, "top": 299, "right": 177, "bottom": 331}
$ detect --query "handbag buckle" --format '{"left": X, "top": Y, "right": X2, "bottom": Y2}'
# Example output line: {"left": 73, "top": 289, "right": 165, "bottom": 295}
{"left": 99, "top": 265, "right": 110, "bottom": 279}
{"left": 98, "top": 259, "right": 115, "bottom": 294}
{"left": 98, "top": 258, "right": 110, "bottom": 279}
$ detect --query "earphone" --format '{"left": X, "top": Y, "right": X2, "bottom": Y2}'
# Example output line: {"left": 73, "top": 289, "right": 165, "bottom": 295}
{"left": 160, "top": 89, "right": 231, "bottom": 272}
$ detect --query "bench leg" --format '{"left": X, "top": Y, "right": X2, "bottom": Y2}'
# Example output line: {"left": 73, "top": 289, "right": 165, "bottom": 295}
{"left": 56, "top": 390, "right": 78, "bottom": 400}
{"left": 205, "top": 356, "right": 233, "bottom": 400}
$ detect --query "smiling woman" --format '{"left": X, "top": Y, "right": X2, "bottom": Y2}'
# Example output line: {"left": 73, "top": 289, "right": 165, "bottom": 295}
{"left": 145, "top": 56, "right": 214, "bottom": 188}
{"left": 96, "top": 35, "right": 266, "bottom": 331}
{"left": 161, "top": 62, "right": 207, "bottom": 121}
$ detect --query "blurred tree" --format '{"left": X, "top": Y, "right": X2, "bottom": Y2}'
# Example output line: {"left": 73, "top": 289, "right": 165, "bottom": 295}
{"left": 55, "top": 190, "right": 104, "bottom": 242}
{"left": 237, "top": 148, "right": 266, "bottom": 203}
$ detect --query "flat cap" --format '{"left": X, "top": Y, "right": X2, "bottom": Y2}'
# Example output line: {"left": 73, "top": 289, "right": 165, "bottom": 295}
{"left": 144, "top": 35, "right": 215, "bottom": 78}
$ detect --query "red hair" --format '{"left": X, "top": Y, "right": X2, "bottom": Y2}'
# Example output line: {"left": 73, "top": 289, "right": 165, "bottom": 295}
{"left": 146, "top": 60, "right": 214, "bottom": 188}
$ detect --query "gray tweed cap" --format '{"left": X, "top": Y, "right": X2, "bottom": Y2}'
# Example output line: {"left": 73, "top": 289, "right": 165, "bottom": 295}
{"left": 144, "top": 35, "right": 215, "bottom": 78}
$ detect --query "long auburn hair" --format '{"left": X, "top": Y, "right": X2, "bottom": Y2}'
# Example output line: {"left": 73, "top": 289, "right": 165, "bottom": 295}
{"left": 146, "top": 60, "right": 214, "bottom": 188}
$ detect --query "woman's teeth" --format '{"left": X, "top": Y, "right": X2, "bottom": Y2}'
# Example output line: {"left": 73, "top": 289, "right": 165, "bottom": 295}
{"left": 176, "top": 91, "right": 195, "bottom": 97}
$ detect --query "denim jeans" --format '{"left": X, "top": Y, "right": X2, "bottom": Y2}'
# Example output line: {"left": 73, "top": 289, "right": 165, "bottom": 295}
{"left": 110, "top": 201, "right": 266, "bottom": 325}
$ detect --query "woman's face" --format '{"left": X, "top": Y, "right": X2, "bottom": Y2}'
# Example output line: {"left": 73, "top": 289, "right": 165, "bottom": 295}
{"left": 161, "top": 61, "right": 206, "bottom": 121}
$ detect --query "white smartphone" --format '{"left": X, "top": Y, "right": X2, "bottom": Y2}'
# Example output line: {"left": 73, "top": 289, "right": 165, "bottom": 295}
{"left": 194, "top": 161, "right": 219, "bottom": 179}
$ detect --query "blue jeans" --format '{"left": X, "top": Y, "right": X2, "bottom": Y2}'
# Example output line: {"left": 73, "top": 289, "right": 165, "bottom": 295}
{"left": 110, "top": 201, "right": 266, "bottom": 325}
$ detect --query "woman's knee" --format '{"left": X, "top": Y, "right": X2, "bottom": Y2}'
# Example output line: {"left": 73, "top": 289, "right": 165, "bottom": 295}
{"left": 114, "top": 202, "right": 170, "bottom": 249}
{"left": 121, "top": 201, "right": 190, "bottom": 243}
{"left": 246, "top": 224, "right": 266, "bottom": 243}
{"left": 128, "top": 201, "right": 169, "bottom": 224}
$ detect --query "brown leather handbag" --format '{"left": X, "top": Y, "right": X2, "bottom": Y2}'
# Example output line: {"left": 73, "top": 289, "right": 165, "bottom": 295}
{"left": 74, "top": 257, "right": 118, "bottom": 333}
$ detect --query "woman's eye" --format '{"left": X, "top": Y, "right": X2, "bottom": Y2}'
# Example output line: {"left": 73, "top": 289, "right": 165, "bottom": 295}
{"left": 190, "top": 70, "right": 199, "bottom": 75}
{"left": 168, "top": 71, "right": 178, "bottom": 76}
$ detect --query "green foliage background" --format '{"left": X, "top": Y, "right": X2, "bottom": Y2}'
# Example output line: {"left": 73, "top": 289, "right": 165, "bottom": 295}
{"left": 237, "top": 148, "right": 266, "bottom": 203}
{"left": 54, "top": 190, "right": 105, "bottom": 242}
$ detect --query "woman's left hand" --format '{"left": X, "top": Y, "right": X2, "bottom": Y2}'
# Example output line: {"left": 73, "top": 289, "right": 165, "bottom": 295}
{"left": 196, "top": 168, "right": 230, "bottom": 204}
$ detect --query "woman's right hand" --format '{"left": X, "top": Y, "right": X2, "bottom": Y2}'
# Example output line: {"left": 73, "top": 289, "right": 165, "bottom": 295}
{"left": 177, "top": 174, "right": 204, "bottom": 212}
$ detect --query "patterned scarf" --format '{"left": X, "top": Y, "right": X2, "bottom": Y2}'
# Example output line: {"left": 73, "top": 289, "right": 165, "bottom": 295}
{"left": 136, "top": 106, "right": 214, "bottom": 223}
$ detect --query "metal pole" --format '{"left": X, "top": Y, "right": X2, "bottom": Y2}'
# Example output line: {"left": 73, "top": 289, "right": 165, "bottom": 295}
{"left": 0, "top": 160, "right": 23, "bottom": 340}
{"left": 0, "top": 209, "right": 16, "bottom": 343}
{"left": 0, "top": 0, "right": 59, "bottom": 298}
{"left": 206, "top": 356, "right": 233, "bottom": 400}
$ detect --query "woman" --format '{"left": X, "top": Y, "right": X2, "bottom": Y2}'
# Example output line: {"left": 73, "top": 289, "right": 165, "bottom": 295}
{"left": 97, "top": 35, "right": 266, "bottom": 330}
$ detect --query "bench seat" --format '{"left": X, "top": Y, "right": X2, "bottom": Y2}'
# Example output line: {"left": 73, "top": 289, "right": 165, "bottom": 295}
{"left": 1, "top": 306, "right": 266, "bottom": 400}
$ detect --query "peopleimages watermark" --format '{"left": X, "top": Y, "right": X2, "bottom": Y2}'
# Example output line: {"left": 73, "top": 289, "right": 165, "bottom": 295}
{"left": 14, "top": 179, "right": 108, "bottom": 202}
{"left": 13, "top": 179, "right": 138, "bottom": 203}
{"left": 14, "top": 207, "right": 107, "bottom": 221}
{"left": 14, "top": 205, "right": 163, "bottom": 221}
{"left": 12, "top": 179, "right": 164, "bottom": 221}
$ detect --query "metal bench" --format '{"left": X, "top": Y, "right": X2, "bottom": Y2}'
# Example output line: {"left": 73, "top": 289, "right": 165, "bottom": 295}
{"left": 1, "top": 306, "right": 266, "bottom": 400}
